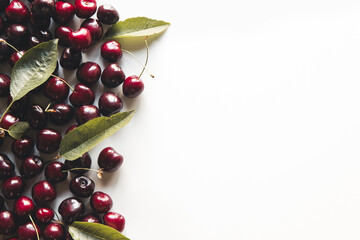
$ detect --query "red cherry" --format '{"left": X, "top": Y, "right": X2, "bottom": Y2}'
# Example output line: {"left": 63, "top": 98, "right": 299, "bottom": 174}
{"left": 74, "top": 0, "right": 97, "bottom": 18}
{"left": 68, "top": 28, "right": 92, "bottom": 51}
{"left": 54, "top": 1, "right": 75, "bottom": 24}
{"left": 13, "top": 196, "right": 35, "bottom": 217}
{"left": 36, "top": 207, "right": 54, "bottom": 225}
{"left": 5, "top": 0, "right": 30, "bottom": 23}
{"left": 103, "top": 212, "right": 125, "bottom": 232}
{"left": 31, "top": 180, "right": 56, "bottom": 206}
{"left": 122, "top": 75, "right": 144, "bottom": 98}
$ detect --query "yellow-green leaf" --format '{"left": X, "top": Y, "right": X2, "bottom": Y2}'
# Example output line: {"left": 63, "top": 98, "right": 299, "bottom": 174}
{"left": 69, "top": 222, "right": 129, "bottom": 240}
{"left": 8, "top": 122, "right": 29, "bottom": 139}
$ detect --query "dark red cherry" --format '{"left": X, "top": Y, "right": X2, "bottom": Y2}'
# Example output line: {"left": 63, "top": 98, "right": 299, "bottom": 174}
{"left": 0, "top": 153, "right": 15, "bottom": 180}
{"left": 0, "top": 211, "right": 16, "bottom": 234}
{"left": 8, "top": 95, "right": 28, "bottom": 116}
{"left": 80, "top": 18, "right": 103, "bottom": 42}
{"left": 6, "top": 24, "right": 29, "bottom": 47}
{"left": 5, "top": 0, "right": 30, "bottom": 23}
{"left": 103, "top": 212, "right": 125, "bottom": 232}
{"left": 13, "top": 196, "right": 35, "bottom": 217}
{"left": 69, "top": 84, "right": 95, "bottom": 107}
{"left": 65, "top": 124, "right": 77, "bottom": 134}
{"left": 32, "top": 180, "right": 56, "bottom": 205}
{"left": 54, "top": 26, "right": 72, "bottom": 47}
{"left": 29, "top": 29, "right": 53, "bottom": 47}
{"left": 81, "top": 213, "right": 102, "bottom": 223}
{"left": 101, "top": 40, "right": 122, "bottom": 62}
{"left": 45, "top": 161, "right": 68, "bottom": 183}
{"left": 68, "top": 28, "right": 92, "bottom": 51}
{"left": 123, "top": 75, "right": 144, "bottom": 98}
{"left": 36, "top": 207, "right": 54, "bottom": 225}
{"left": 90, "top": 191, "right": 112, "bottom": 214}
{"left": 98, "top": 92, "right": 123, "bottom": 116}
{"left": 9, "top": 50, "right": 25, "bottom": 67}
{"left": 0, "top": 113, "right": 19, "bottom": 130}
{"left": 74, "top": 0, "right": 96, "bottom": 18}
{"left": 11, "top": 136, "right": 34, "bottom": 159}
{"left": 17, "top": 222, "right": 40, "bottom": 240}
{"left": 54, "top": 1, "right": 75, "bottom": 25}
{"left": 60, "top": 47, "right": 82, "bottom": 70}
{"left": 31, "top": 0, "right": 55, "bottom": 18}
{"left": 20, "top": 155, "right": 44, "bottom": 179}
{"left": 43, "top": 222, "right": 66, "bottom": 240}
{"left": 30, "top": 12, "right": 51, "bottom": 30}
{"left": 25, "top": 104, "right": 48, "bottom": 129}
{"left": 69, "top": 175, "right": 95, "bottom": 198}
{"left": 2, "top": 176, "right": 25, "bottom": 199}
{"left": 49, "top": 103, "right": 74, "bottom": 126}
{"left": 98, "top": 147, "right": 123, "bottom": 172}
{"left": 65, "top": 152, "right": 91, "bottom": 174}
{"left": 58, "top": 197, "right": 85, "bottom": 224}
{"left": 0, "top": 74, "right": 10, "bottom": 97}
{"left": 44, "top": 77, "right": 70, "bottom": 102}
{"left": 97, "top": 5, "right": 119, "bottom": 25}
{"left": 101, "top": 63, "right": 125, "bottom": 88}
{"left": 76, "top": 105, "right": 100, "bottom": 125}
{"left": 36, "top": 128, "right": 61, "bottom": 153}
{"left": 0, "top": 38, "right": 11, "bottom": 63}
{"left": 76, "top": 62, "right": 101, "bottom": 86}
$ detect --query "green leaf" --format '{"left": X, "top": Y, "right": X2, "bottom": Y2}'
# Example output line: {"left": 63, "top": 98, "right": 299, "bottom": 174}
{"left": 104, "top": 17, "right": 170, "bottom": 39}
{"left": 10, "top": 39, "right": 58, "bottom": 101}
{"left": 8, "top": 122, "right": 29, "bottom": 139}
{"left": 69, "top": 222, "right": 129, "bottom": 240}
{"left": 59, "top": 110, "right": 135, "bottom": 160}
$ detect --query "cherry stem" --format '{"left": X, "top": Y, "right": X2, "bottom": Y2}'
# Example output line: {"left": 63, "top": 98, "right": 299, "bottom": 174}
{"left": 29, "top": 214, "right": 40, "bottom": 240}
{"left": 0, "top": 38, "right": 20, "bottom": 53}
{"left": 138, "top": 37, "right": 149, "bottom": 79}
{"left": 0, "top": 100, "right": 14, "bottom": 124}
{"left": 51, "top": 74, "right": 75, "bottom": 92}
{"left": 62, "top": 168, "right": 104, "bottom": 179}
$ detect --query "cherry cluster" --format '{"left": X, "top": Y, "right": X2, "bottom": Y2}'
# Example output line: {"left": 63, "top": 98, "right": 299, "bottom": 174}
{"left": 0, "top": 0, "right": 147, "bottom": 239}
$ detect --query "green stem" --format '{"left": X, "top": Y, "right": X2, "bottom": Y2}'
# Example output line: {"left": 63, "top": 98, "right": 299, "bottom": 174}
{"left": 0, "top": 100, "right": 14, "bottom": 123}
{"left": 29, "top": 215, "right": 40, "bottom": 240}
{"left": 51, "top": 74, "right": 74, "bottom": 91}
{"left": 138, "top": 37, "right": 149, "bottom": 79}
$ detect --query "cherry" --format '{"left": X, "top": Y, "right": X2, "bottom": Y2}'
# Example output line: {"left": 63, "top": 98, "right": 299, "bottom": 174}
{"left": 76, "top": 105, "right": 100, "bottom": 125}
{"left": 101, "top": 40, "right": 122, "bottom": 62}
{"left": 101, "top": 63, "right": 125, "bottom": 88}
{"left": 6, "top": 24, "right": 29, "bottom": 47}
{"left": 65, "top": 124, "right": 77, "bottom": 134}
{"left": 20, "top": 155, "right": 44, "bottom": 179}
{"left": 11, "top": 136, "right": 34, "bottom": 159}
{"left": 36, "top": 207, "right": 54, "bottom": 225}
{"left": 0, "top": 113, "right": 19, "bottom": 130}
{"left": 0, "top": 38, "right": 11, "bottom": 63}
{"left": 98, "top": 92, "right": 123, "bottom": 116}
{"left": 32, "top": 180, "right": 56, "bottom": 205}
{"left": 103, "top": 212, "right": 125, "bottom": 232}
{"left": 98, "top": 147, "right": 123, "bottom": 172}
{"left": 69, "top": 175, "right": 95, "bottom": 198}
{"left": 2, "top": 176, "right": 25, "bottom": 199}
{"left": 80, "top": 18, "right": 103, "bottom": 42}
{"left": 0, "top": 211, "right": 16, "bottom": 234}
{"left": 65, "top": 152, "right": 91, "bottom": 174}
{"left": 0, "top": 153, "right": 15, "bottom": 180}
{"left": 8, "top": 95, "right": 28, "bottom": 116}
{"left": 68, "top": 28, "right": 92, "bottom": 51}
{"left": 69, "top": 84, "right": 95, "bottom": 107}
{"left": 58, "top": 197, "right": 85, "bottom": 224}
{"left": 44, "top": 77, "right": 70, "bottom": 102}
{"left": 31, "top": 0, "right": 55, "bottom": 18}
{"left": 0, "top": 73, "right": 10, "bottom": 97}
{"left": 36, "top": 128, "right": 62, "bottom": 153}
{"left": 45, "top": 161, "right": 68, "bottom": 183}
{"left": 5, "top": 0, "right": 30, "bottom": 23}
{"left": 90, "top": 191, "right": 113, "bottom": 214}
{"left": 54, "top": 26, "right": 72, "bottom": 47}
{"left": 9, "top": 50, "right": 25, "bottom": 67}
{"left": 74, "top": 0, "right": 97, "bottom": 18}
{"left": 43, "top": 222, "right": 66, "bottom": 240}
{"left": 53, "top": 1, "right": 75, "bottom": 25}
{"left": 25, "top": 104, "right": 48, "bottom": 129}
{"left": 76, "top": 62, "right": 101, "bottom": 86}
{"left": 81, "top": 213, "right": 102, "bottom": 223}
{"left": 13, "top": 196, "right": 35, "bottom": 217}
{"left": 49, "top": 103, "right": 74, "bottom": 126}
{"left": 60, "top": 47, "right": 82, "bottom": 70}
{"left": 31, "top": 12, "right": 51, "bottom": 30}
{"left": 97, "top": 5, "right": 119, "bottom": 25}
{"left": 29, "top": 29, "right": 53, "bottom": 47}
{"left": 123, "top": 75, "right": 144, "bottom": 98}
{"left": 17, "top": 222, "right": 41, "bottom": 240}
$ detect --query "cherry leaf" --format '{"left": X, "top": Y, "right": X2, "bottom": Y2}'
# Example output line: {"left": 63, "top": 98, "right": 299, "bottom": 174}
{"left": 69, "top": 221, "right": 129, "bottom": 240}
{"left": 8, "top": 122, "right": 29, "bottom": 139}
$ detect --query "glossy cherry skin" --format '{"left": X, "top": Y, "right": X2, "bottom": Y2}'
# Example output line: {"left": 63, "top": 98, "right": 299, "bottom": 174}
{"left": 29, "top": 29, "right": 53, "bottom": 47}
{"left": 80, "top": 18, "right": 103, "bottom": 42}
{"left": 76, "top": 62, "right": 101, "bottom": 86}
{"left": 123, "top": 75, "right": 144, "bottom": 98}
{"left": 76, "top": 105, "right": 100, "bottom": 125}
{"left": 0, "top": 38, "right": 10, "bottom": 63}
{"left": 32, "top": 180, "right": 56, "bottom": 206}
{"left": 90, "top": 191, "right": 113, "bottom": 214}
{"left": 69, "top": 84, "right": 95, "bottom": 107}
{"left": 31, "top": 0, "right": 55, "bottom": 18}
{"left": 74, "top": 0, "right": 96, "bottom": 18}
{"left": 98, "top": 92, "right": 123, "bottom": 116}
{"left": 31, "top": 12, "right": 51, "bottom": 29}
{"left": 0, "top": 113, "right": 19, "bottom": 130}
{"left": 13, "top": 196, "right": 35, "bottom": 217}
{"left": 58, "top": 197, "right": 85, "bottom": 224}
{"left": 69, "top": 175, "right": 95, "bottom": 198}
{"left": 8, "top": 95, "right": 28, "bottom": 116}
{"left": 65, "top": 124, "right": 77, "bottom": 134}
{"left": 0, "top": 211, "right": 16, "bottom": 234}
{"left": 97, "top": 5, "right": 119, "bottom": 25}
{"left": 5, "top": 0, "right": 30, "bottom": 23}
{"left": 0, "top": 153, "right": 15, "bottom": 180}
{"left": 98, "top": 147, "right": 124, "bottom": 172}
{"left": 43, "top": 222, "right": 66, "bottom": 240}
{"left": 6, "top": 24, "right": 29, "bottom": 47}
{"left": 54, "top": 1, "right": 75, "bottom": 24}
{"left": 0, "top": 74, "right": 10, "bottom": 97}
{"left": 44, "top": 77, "right": 70, "bottom": 102}
{"left": 81, "top": 213, "right": 102, "bottom": 223}
{"left": 9, "top": 50, "right": 25, "bottom": 67}
{"left": 36, "top": 207, "right": 54, "bottom": 225}
{"left": 103, "top": 212, "right": 125, "bottom": 232}
{"left": 101, "top": 40, "right": 122, "bottom": 62}
{"left": 55, "top": 26, "right": 72, "bottom": 47}
{"left": 60, "top": 47, "right": 82, "bottom": 70}
{"left": 17, "top": 222, "right": 41, "bottom": 240}
{"left": 20, "top": 155, "right": 44, "bottom": 179}
{"left": 68, "top": 28, "right": 92, "bottom": 51}
{"left": 101, "top": 63, "right": 125, "bottom": 88}
{"left": 45, "top": 161, "right": 68, "bottom": 183}
{"left": 36, "top": 128, "right": 62, "bottom": 153}
{"left": 25, "top": 104, "right": 48, "bottom": 129}
{"left": 65, "top": 152, "right": 91, "bottom": 174}
{"left": 49, "top": 103, "right": 74, "bottom": 126}
{"left": 2, "top": 176, "right": 25, "bottom": 199}
{"left": 12, "top": 136, "right": 34, "bottom": 159}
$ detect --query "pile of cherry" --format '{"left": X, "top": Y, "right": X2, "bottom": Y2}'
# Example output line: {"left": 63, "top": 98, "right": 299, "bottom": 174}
{"left": 0, "top": 0, "right": 146, "bottom": 239}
